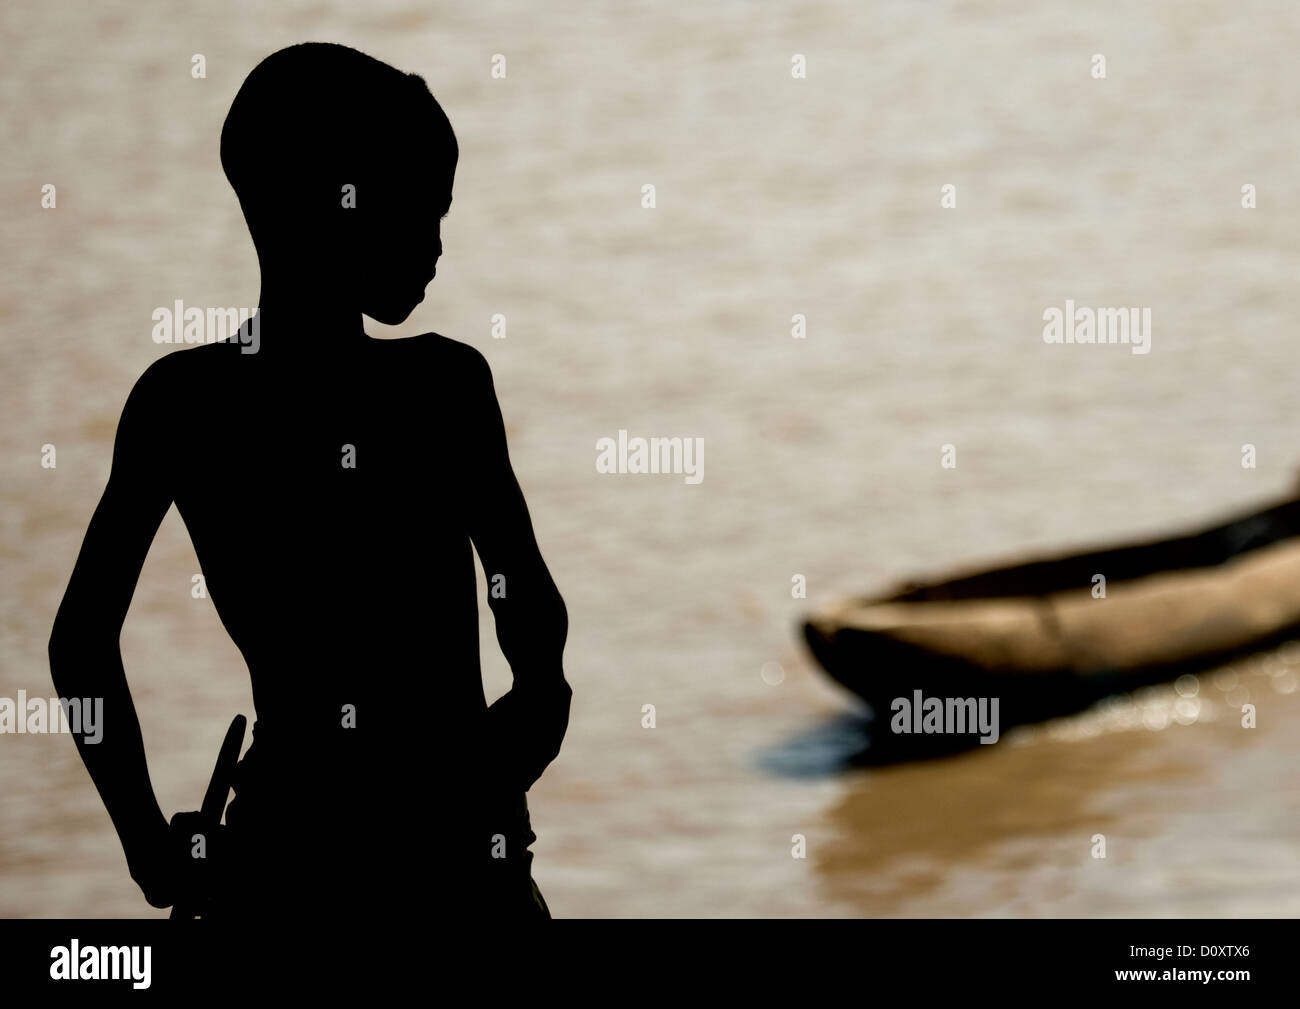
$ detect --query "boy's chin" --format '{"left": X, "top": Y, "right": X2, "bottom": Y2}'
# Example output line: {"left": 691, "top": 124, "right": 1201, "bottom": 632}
{"left": 363, "top": 297, "right": 421, "bottom": 327}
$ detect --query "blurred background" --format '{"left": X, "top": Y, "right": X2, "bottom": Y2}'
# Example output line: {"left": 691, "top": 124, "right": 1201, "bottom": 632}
{"left": 3, "top": 0, "right": 1299, "bottom": 917}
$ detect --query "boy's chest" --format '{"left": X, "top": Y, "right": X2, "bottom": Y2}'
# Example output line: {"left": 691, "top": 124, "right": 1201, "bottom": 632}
{"left": 176, "top": 374, "right": 475, "bottom": 497}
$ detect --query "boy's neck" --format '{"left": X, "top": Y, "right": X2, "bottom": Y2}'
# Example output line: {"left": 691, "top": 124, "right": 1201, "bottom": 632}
{"left": 251, "top": 295, "right": 371, "bottom": 355}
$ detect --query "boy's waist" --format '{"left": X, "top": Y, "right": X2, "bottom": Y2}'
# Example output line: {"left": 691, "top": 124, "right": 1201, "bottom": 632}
{"left": 231, "top": 721, "right": 523, "bottom": 807}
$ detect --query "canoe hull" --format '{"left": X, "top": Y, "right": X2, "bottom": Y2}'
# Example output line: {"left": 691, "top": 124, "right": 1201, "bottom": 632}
{"left": 802, "top": 501, "right": 1300, "bottom": 730}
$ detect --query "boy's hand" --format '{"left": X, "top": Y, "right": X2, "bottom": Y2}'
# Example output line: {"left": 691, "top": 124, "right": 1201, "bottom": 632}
{"left": 486, "top": 677, "right": 572, "bottom": 793}
{"left": 124, "top": 816, "right": 175, "bottom": 909}
{"left": 125, "top": 811, "right": 226, "bottom": 910}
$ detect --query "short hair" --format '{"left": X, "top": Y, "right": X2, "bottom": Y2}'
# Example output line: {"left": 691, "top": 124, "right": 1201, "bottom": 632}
{"left": 221, "top": 43, "right": 457, "bottom": 238}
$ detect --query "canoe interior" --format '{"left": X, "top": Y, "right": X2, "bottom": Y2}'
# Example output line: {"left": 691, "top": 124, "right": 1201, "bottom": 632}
{"left": 886, "top": 497, "right": 1300, "bottom": 602}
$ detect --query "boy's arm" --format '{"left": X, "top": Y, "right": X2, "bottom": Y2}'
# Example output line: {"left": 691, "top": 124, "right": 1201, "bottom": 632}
{"left": 463, "top": 349, "right": 572, "bottom": 794}
{"left": 48, "top": 360, "right": 177, "bottom": 908}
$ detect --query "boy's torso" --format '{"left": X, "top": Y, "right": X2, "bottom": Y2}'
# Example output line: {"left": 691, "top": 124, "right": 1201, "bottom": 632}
{"left": 150, "top": 333, "right": 495, "bottom": 784}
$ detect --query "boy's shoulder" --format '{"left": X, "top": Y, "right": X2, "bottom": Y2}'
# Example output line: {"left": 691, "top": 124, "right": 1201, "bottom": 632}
{"left": 391, "top": 332, "right": 497, "bottom": 393}
{"left": 129, "top": 333, "right": 496, "bottom": 399}
{"left": 128, "top": 343, "right": 209, "bottom": 394}
{"left": 140, "top": 339, "right": 241, "bottom": 373}
{"left": 400, "top": 331, "right": 490, "bottom": 372}
{"left": 126, "top": 342, "right": 233, "bottom": 403}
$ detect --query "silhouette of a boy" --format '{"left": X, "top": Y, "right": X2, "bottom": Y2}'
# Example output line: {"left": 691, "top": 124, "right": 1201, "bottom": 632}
{"left": 49, "top": 43, "right": 571, "bottom": 919}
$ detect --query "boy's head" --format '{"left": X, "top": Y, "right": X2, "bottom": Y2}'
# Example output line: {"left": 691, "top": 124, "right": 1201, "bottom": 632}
{"left": 222, "top": 43, "right": 458, "bottom": 324}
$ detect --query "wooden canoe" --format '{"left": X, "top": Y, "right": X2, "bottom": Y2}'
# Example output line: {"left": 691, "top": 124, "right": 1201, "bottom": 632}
{"left": 803, "top": 497, "right": 1300, "bottom": 728}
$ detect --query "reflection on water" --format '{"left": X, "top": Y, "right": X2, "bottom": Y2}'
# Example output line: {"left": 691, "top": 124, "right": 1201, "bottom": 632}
{"left": 811, "top": 646, "right": 1300, "bottom": 916}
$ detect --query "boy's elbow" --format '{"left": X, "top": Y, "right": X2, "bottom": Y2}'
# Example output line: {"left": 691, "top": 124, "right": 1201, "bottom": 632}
{"left": 48, "top": 622, "right": 79, "bottom": 676}
{"left": 48, "top": 627, "right": 75, "bottom": 690}
{"left": 48, "top": 615, "right": 112, "bottom": 685}
{"left": 546, "top": 585, "right": 568, "bottom": 663}
{"left": 553, "top": 588, "right": 568, "bottom": 642}
{"left": 48, "top": 614, "right": 72, "bottom": 665}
